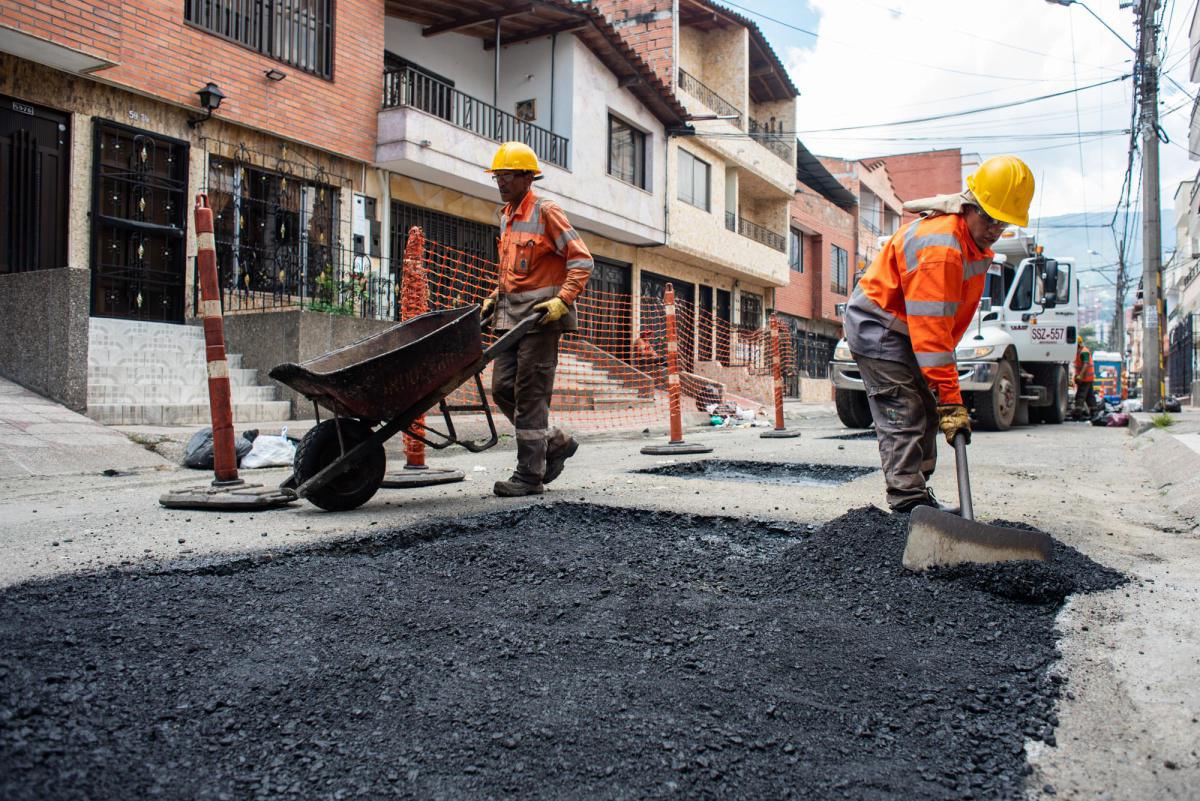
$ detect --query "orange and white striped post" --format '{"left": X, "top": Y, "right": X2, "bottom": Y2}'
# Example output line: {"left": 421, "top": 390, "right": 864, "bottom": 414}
{"left": 380, "top": 226, "right": 465, "bottom": 488}
{"left": 641, "top": 283, "right": 712, "bottom": 455}
{"left": 401, "top": 226, "right": 428, "bottom": 469}
{"left": 195, "top": 194, "right": 242, "bottom": 484}
{"left": 761, "top": 313, "right": 801, "bottom": 438}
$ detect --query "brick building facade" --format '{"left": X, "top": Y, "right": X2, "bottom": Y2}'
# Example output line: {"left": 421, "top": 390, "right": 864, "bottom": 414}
{"left": 872, "top": 148, "right": 965, "bottom": 225}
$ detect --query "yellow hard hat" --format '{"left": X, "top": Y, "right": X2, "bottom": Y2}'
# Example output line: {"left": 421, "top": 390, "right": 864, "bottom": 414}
{"left": 486, "top": 141, "right": 542, "bottom": 178}
{"left": 966, "top": 155, "right": 1035, "bottom": 228}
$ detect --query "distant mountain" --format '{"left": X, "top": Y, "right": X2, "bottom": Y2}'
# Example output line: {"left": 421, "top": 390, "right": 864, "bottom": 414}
{"left": 1029, "top": 209, "right": 1174, "bottom": 292}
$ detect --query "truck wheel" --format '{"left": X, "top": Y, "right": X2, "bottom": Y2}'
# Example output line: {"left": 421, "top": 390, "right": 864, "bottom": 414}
{"left": 294, "top": 419, "right": 385, "bottom": 512}
{"left": 1041, "top": 365, "right": 1068, "bottom": 424}
{"left": 975, "top": 359, "right": 1018, "bottom": 431}
{"left": 835, "top": 388, "right": 874, "bottom": 429}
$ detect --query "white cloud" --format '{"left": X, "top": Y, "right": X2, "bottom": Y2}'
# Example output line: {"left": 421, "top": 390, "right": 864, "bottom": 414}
{"left": 782, "top": 0, "right": 1194, "bottom": 219}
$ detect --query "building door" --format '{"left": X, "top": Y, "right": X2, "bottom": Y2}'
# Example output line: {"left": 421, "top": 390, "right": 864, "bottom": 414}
{"left": 715, "top": 288, "right": 731, "bottom": 365}
{"left": 698, "top": 284, "right": 714, "bottom": 361}
{"left": 641, "top": 271, "right": 694, "bottom": 372}
{"left": 1, "top": 95, "right": 70, "bottom": 274}
{"left": 580, "top": 256, "right": 632, "bottom": 358}
{"left": 91, "top": 121, "right": 189, "bottom": 322}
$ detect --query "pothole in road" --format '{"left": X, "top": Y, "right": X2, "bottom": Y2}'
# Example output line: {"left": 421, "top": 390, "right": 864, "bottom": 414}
{"left": 0, "top": 504, "right": 1124, "bottom": 801}
{"left": 820, "top": 430, "right": 877, "bottom": 440}
{"left": 635, "top": 459, "right": 876, "bottom": 486}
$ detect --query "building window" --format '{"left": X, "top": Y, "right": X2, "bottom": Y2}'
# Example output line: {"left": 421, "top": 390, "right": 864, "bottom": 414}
{"left": 91, "top": 121, "right": 189, "bottom": 323}
{"left": 608, "top": 115, "right": 646, "bottom": 189}
{"left": 739, "top": 291, "right": 763, "bottom": 329}
{"left": 789, "top": 228, "right": 803, "bottom": 272}
{"left": 678, "top": 148, "right": 710, "bottom": 211}
{"left": 206, "top": 155, "right": 340, "bottom": 305}
{"left": 831, "top": 244, "right": 849, "bottom": 295}
{"left": 184, "top": 0, "right": 333, "bottom": 79}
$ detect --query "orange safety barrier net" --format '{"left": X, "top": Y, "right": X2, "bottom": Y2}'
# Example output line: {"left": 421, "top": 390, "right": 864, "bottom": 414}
{"left": 414, "top": 228, "right": 777, "bottom": 433}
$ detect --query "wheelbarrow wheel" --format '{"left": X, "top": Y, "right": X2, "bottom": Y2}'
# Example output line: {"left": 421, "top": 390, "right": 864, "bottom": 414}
{"left": 294, "top": 419, "right": 386, "bottom": 512}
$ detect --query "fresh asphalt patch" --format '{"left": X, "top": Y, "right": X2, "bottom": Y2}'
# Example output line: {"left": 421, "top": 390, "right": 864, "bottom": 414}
{"left": 0, "top": 504, "right": 1123, "bottom": 801}
{"left": 635, "top": 459, "right": 876, "bottom": 487}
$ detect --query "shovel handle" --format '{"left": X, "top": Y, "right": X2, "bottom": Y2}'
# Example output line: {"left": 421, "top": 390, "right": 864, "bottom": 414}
{"left": 953, "top": 431, "right": 974, "bottom": 521}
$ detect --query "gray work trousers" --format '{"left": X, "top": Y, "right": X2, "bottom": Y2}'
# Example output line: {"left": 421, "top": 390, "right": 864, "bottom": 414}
{"left": 853, "top": 352, "right": 939, "bottom": 509}
{"left": 491, "top": 328, "right": 568, "bottom": 484}
{"left": 1073, "top": 381, "right": 1098, "bottom": 415}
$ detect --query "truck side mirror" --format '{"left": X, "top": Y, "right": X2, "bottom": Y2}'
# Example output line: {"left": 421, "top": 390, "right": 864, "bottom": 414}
{"left": 1039, "top": 259, "right": 1059, "bottom": 308}
{"left": 978, "top": 298, "right": 993, "bottom": 313}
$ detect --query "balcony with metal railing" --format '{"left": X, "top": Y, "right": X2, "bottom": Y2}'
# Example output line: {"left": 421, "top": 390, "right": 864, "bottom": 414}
{"left": 724, "top": 210, "right": 785, "bottom": 252}
{"left": 747, "top": 116, "right": 791, "bottom": 163}
{"left": 382, "top": 66, "right": 569, "bottom": 170}
{"left": 679, "top": 69, "right": 744, "bottom": 129}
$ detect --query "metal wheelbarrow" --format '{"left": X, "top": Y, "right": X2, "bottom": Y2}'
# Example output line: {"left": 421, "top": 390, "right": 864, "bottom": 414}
{"left": 269, "top": 305, "right": 539, "bottom": 511}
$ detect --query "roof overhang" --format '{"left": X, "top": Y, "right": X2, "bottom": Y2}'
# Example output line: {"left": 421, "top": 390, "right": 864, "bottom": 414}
{"left": 0, "top": 25, "right": 114, "bottom": 74}
{"left": 677, "top": 0, "right": 799, "bottom": 102}
{"left": 384, "top": 0, "right": 689, "bottom": 128}
{"left": 796, "top": 139, "right": 856, "bottom": 209}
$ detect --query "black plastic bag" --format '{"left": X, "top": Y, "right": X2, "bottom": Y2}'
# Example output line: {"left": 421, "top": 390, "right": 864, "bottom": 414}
{"left": 182, "top": 427, "right": 254, "bottom": 469}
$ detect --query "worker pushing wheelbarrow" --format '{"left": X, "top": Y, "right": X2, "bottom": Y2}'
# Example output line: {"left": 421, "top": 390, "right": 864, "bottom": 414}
{"left": 270, "top": 305, "right": 541, "bottom": 511}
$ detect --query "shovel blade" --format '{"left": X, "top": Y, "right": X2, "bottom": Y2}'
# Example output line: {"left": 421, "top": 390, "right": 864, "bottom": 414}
{"left": 902, "top": 505, "right": 1053, "bottom": 571}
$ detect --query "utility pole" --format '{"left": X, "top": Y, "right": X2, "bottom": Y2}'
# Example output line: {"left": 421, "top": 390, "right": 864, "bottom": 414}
{"left": 1113, "top": 235, "right": 1128, "bottom": 361}
{"left": 1138, "top": 0, "right": 1164, "bottom": 409}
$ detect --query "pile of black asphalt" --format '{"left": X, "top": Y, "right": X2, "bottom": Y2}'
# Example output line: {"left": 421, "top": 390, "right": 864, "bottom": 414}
{"left": 0, "top": 503, "right": 1123, "bottom": 801}
{"left": 635, "top": 459, "right": 877, "bottom": 486}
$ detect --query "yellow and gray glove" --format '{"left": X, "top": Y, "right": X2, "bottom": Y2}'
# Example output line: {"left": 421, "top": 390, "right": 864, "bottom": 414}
{"left": 480, "top": 296, "right": 496, "bottom": 316}
{"left": 936, "top": 404, "right": 971, "bottom": 446}
{"left": 532, "top": 297, "right": 569, "bottom": 324}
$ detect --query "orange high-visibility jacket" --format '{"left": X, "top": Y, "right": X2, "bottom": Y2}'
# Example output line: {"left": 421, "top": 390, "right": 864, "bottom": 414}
{"left": 1074, "top": 344, "right": 1095, "bottom": 383}
{"left": 491, "top": 189, "right": 593, "bottom": 331}
{"left": 843, "top": 213, "right": 993, "bottom": 406}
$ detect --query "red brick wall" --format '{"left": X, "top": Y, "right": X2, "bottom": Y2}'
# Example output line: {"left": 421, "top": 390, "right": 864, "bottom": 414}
{"left": 875, "top": 149, "right": 962, "bottom": 224}
{"left": 776, "top": 183, "right": 855, "bottom": 327}
{"left": 591, "top": 0, "right": 675, "bottom": 89}
{"left": 0, "top": 0, "right": 383, "bottom": 162}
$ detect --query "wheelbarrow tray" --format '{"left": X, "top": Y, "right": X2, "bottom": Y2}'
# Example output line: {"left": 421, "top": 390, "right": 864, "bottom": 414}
{"left": 269, "top": 307, "right": 482, "bottom": 422}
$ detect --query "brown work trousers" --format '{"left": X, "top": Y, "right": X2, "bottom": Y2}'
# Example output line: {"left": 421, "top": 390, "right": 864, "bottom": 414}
{"left": 491, "top": 328, "right": 569, "bottom": 484}
{"left": 852, "top": 352, "right": 939, "bottom": 509}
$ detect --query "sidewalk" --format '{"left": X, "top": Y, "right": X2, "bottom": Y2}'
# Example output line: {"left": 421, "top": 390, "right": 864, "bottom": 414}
{"left": 0, "top": 377, "right": 167, "bottom": 480}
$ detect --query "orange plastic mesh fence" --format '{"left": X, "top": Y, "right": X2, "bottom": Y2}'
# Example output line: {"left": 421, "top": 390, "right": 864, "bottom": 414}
{"left": 416, "top": 230, "right": 776, "bottom": 432}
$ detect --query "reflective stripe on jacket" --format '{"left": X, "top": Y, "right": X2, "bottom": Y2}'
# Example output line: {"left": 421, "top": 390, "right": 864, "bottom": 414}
{"left": 843, "top": 213, "right": 992, "bottom": 406}
{"left": 493, "top": 190, "right": 593, "bottom": 331}
{"left": 1074, "top": 345, "right": 1095, "bottom": 383}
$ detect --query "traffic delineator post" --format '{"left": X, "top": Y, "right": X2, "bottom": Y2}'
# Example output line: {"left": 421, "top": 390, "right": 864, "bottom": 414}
{"left": 381, "top": 226, "right": 464, "bottom": 489}
{"left": 641, "top": 283, "right": 713, "bottom": 456}
{"left": 761, "top": 314, "right": 801, "bottom": 439}
{"left": 159, "top": 195, "right": 295, "bottom": 511}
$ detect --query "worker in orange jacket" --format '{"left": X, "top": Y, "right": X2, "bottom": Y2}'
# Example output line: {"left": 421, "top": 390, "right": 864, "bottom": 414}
{"left": 843, "top": 155, "right": 1035, "bottom": 513}
{"left": 481, "top": 142, "right": 593, "bottom": 497}
{"left": 1073, "top": 336, "right": 1098, "bottom": 417}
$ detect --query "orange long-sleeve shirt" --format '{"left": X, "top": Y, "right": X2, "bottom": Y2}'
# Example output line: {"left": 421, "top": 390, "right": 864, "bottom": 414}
{"left": 844, "top": 213, "right": 993, "bottom": 405}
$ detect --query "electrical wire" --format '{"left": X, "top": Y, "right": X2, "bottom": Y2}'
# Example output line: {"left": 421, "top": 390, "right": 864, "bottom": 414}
{"left": 794, "top": 74, "right": 1130, "bottom": 133}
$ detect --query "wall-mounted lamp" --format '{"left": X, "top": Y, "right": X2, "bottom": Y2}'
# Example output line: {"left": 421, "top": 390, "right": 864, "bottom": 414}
{"left": 265, "top": 68, "right": 287, "bottom": 82}
{"left": 187, "top": 82, "right": 226, "bottom": 129}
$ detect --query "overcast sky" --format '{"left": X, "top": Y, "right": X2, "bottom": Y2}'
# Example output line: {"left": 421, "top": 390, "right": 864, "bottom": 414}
{"left": 722, "top": 0, "right": 1195, "bottom": 222}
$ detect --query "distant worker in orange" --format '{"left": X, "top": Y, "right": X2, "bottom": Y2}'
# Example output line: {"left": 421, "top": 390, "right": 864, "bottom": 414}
{"left": 1073, "top": 335, "right": 1098, "bottom": 418}
{"left": 843, "top": 155, "right": 1035, "bottom": 513}
{"left": 481, "top": 142, "right": 593, "bottom": 497}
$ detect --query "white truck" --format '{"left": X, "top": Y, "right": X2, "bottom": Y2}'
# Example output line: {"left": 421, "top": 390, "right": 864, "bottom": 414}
{"left": 829, "top": 228, "right": 1078, "bottom": 431}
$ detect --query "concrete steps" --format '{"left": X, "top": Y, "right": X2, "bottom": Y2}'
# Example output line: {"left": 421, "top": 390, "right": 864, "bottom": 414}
{"left": 86, "top": 318, "right": 289, "bottom": 425}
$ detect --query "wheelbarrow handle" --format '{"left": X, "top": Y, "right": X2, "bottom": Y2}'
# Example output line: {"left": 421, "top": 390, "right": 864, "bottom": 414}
{"left": 481, "top": 311, "right": 548, "bottom": 363}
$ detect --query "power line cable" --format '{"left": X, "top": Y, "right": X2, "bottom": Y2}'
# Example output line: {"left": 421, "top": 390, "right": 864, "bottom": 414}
{"left": 795, "top": 74, "right": 1130, "bottom": 133}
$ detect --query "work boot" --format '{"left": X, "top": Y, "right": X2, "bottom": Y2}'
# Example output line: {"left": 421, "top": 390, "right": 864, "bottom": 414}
{"left": 542, "top": 436, "right": 579, "bottom": 484}
{"left": 493, "top": 476, "right": 544, "bottom": 497}
{"left": 892, "top": 490, "right": 960, "bottom": 516}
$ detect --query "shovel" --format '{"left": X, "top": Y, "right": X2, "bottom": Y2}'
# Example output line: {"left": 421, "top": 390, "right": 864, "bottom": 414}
{"left": 902, "top": 432, "right": 1052, "bottom": 571}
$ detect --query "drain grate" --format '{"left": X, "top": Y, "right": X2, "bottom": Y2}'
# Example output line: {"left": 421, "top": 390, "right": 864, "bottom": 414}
{"left": 636, "top": 459, "right": 876, "bottom": 486}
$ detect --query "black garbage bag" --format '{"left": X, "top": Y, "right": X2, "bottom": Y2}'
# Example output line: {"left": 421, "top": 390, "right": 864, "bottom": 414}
{"left": 182, "top": 427, "right": 254, "bottom": 469}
